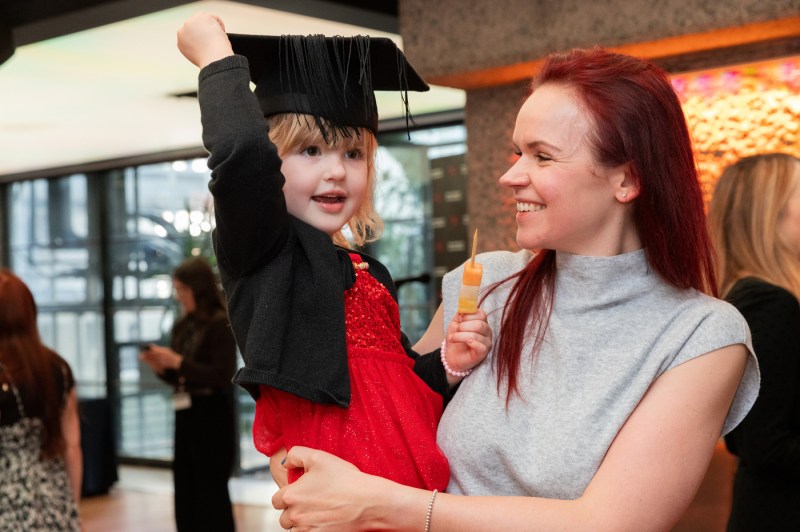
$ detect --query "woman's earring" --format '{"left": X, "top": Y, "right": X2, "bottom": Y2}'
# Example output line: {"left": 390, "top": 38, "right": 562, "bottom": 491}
{"left": 619, "top": 192, "right": 628, "bottom": 202}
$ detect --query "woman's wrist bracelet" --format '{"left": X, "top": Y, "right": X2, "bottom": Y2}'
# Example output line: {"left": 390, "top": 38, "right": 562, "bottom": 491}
{"left": 440, "top": 339, "right": 472, "bottom": 378}
{"left": 424, "top": 489, "right": 438, "bottom": 532}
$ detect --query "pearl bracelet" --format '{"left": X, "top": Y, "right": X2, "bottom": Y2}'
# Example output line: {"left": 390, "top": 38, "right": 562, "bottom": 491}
{"left": 440, "top": 339, "right": 472, "bottom": 378}
{"left": 424, "top": 489, "right": 438, "bottom": 532}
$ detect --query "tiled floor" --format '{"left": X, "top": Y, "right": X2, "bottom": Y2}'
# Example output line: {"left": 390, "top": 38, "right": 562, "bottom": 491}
{"left": 80, "top": 465, "right": 285, "bottom": 532}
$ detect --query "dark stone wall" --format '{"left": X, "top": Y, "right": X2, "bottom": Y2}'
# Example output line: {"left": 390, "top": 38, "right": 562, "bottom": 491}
{"left": 464, "top": 83, "right": 527, "bottom": 252}
{"left": 399, "top": 0, "right": 799, "bottom": 80}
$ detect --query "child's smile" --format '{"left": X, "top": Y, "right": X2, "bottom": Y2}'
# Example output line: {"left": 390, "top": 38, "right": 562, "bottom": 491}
{"left": 281, "top": 144, "right": 368, "bottom": 237}
{"left": 312, "top": 191, "right": 347, "bottom": 213}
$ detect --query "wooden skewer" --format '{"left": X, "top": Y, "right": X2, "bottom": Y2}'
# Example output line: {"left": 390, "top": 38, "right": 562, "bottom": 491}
{"left": 470, "top": 228, "right": 478, "bottom": 267}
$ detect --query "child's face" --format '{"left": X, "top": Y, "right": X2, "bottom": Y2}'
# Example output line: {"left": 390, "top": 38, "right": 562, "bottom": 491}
{"left": 280, "top": 140, "right": 370, "bottom": 238}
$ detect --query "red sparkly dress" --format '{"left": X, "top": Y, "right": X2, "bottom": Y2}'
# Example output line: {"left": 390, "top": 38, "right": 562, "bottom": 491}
{"left": 253, "top": 254, "right": 450, "bottom": 490}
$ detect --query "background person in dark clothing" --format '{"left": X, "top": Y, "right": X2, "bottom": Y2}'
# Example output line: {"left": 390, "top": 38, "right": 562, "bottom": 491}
{"left": 141, "top": 257, "right": 238, "bottom": 532}
{"left": 709, "top": 153, "right": 800, "bottom": 532}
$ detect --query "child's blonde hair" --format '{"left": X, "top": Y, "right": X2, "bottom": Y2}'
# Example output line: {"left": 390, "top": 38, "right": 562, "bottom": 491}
{"left": 268, "top": 113, "right": 383, "bottom": 248}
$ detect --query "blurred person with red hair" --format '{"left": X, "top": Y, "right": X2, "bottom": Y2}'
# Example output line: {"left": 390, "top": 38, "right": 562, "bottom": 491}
{"left": 270, "top": 48, "right": 762, "bottom": 531}
{"left": 0, "top": 269, "right": 81, "bottom": 530}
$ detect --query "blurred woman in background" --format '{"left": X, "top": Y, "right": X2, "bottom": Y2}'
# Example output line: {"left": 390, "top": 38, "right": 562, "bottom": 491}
{"left": 709, "top": 153, "right": 800, "bottom": 531}
{"left": 140, "top": 256, "right": 238, "bottom": 532}
{"left": 0, "top": 269, "right": 82, "bottom": 531}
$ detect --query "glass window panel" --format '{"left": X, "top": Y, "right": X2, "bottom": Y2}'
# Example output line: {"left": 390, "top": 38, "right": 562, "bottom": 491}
{"left": 373, "top": 123, "right": 467, "bottom": 343}
{"left": 375, "top": 146, "right": 428, "bottom": 223}
{"left": 112, "top": 307, "right": 174, "bottom": 345}
{"left": 118, "top": 345, "right": 143, "bottom": 384}
{"left": 68, "top": 176, "right": 89, "bottom": 239}
{"left": 8, "top": 180, "right": 33, "bottom": 246}
{"left": 36, "top": 311, "right": 105, "bottom": 398}
{"left": 108, "top": 241, "right": 185, "bottom": 302}
{"left": 238, "top": 394, "right": 264, "bottom": 470}
{"left": 119, "top": 386, "right": 174, "bottom": 460}
{"left": 8, "top": 176, "right": 91, "bottom": 247}
{"left": 33, "top": 180, "right": 49, "bottom": 245}
{"left": 109, "top": 159, "right": 215, "bottom": 463}
{"left": 7, "top": 174, "right": 105, "bottom": 399}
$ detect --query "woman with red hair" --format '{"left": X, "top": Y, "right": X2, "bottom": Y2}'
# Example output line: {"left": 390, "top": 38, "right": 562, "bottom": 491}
{"left": 271, "top": 48, "right": 760, "bottom": 531}
{"left": 0, "top": 269, "right": 82, "bottom": 530}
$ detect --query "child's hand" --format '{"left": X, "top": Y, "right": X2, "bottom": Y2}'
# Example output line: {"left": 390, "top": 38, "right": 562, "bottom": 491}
{"left": 443, "top": 309, "right": 492, "bottom": 385}
{"left": 177, "top": 13, "right": 234, "bottom": 68}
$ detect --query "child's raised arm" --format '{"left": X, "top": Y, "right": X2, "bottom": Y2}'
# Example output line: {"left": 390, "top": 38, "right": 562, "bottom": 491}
{"left": 177, "top": 13, "right": 233, "bottom": 68}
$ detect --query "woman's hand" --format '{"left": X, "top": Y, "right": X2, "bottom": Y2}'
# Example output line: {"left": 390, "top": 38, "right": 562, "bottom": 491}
{"left": 272, "top": 447, "right": 411, "bottom": 531}
{"left": 443, "top": 309, "right": 492, "bottom": 384}
{"left": 270, "top": 448, "right": 289, "bottom": 489}
{"left": 177, "top": 12, "right": 234, "bottom": 68}
{"left": 139, "top": 344, "right": 183, "bottom": 373}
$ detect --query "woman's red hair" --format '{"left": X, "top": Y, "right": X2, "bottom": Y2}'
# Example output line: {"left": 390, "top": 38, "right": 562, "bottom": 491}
{"left": 488, "top": 48, "right": 717, "bottom": 402}
{"left": 0, "top": 269, "right": 67, "bottom": 458}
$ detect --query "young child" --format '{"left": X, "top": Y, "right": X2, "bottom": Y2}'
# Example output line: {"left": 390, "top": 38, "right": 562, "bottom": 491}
{"left": 176, "top": 13, "right": 492, "bottom": 491}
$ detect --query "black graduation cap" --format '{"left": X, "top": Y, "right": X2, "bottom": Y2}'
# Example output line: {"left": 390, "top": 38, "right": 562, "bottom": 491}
{"left": 228, "top": 33, "right": 429, "bottom": 141}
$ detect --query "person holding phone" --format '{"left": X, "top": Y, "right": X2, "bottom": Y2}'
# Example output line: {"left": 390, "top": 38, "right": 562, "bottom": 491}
{"left": 140, "top": 257, "right": 238, "bottom": 532}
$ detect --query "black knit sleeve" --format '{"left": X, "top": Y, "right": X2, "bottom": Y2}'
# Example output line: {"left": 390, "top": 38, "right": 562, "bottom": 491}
{"left": 402, "top": 332, "right": 458, "bottom": 406}
{"left": 199, "top": 55, "right": 289, "bottom": 277}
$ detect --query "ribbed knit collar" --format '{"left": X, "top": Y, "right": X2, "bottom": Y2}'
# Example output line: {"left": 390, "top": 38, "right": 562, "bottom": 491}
{"left": 554, "top": 249, "right": 655, "bottom": 312}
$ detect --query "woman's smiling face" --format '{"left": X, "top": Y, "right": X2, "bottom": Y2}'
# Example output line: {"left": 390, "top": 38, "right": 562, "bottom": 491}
{"left": 499, "top": 84, "right": 634, "bottom": 256}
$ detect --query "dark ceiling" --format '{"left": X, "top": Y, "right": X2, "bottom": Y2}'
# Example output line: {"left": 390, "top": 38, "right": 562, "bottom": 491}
{"left": 0, "top": 0, "right": 398, "bottom": 63}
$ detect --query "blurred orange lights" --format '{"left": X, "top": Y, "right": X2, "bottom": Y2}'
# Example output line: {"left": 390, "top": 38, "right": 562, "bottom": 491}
{"left": 672, "top": 57, "right": 800, "bottom": 204}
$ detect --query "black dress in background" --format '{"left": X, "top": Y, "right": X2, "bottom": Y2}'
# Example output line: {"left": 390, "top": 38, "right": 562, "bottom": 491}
{"left": 724, "top": 277, "right": 800, "bottom": 532}
{"left": 159, "top": 309, "right": 238, "bottom": 532}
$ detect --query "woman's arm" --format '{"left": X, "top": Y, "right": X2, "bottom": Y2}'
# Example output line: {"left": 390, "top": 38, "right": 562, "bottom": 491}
{"left": 61, "top": 388, "right": 82, "bottom": 504}
{"left": 273, "top": 343, "right": 748, "bottom": 531}
{"left": 413, "top": 304, "right": 445, "bottom": 354}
